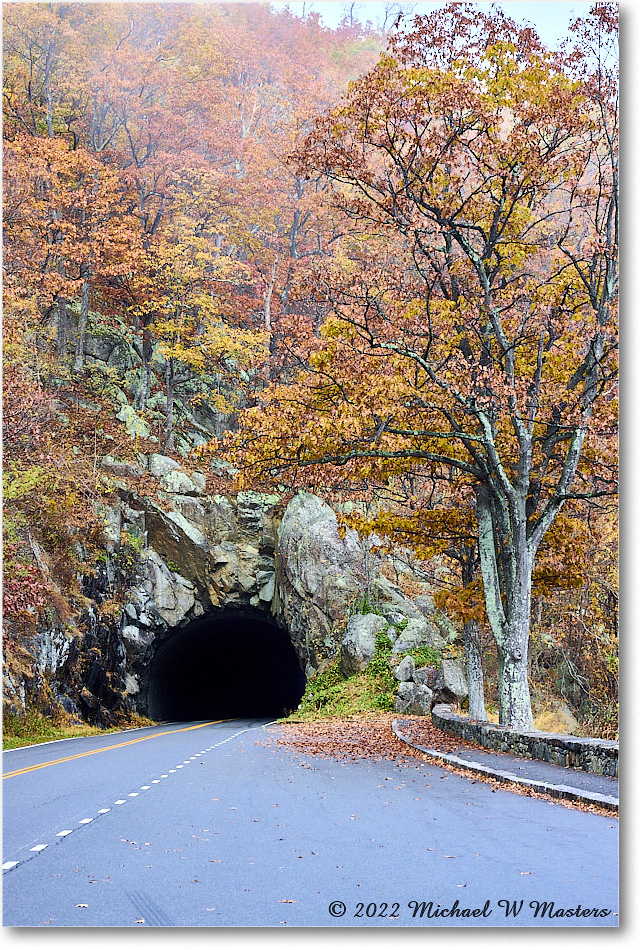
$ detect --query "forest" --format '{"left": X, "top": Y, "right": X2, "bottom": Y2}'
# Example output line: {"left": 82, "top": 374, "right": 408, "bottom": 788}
{"left": 2, "top": 2, "right": 618, "bottom": 739}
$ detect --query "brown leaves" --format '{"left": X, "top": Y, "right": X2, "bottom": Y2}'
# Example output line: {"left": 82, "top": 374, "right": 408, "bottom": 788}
{"left": 271, "top": 713, "right": 485, "bottom": 763}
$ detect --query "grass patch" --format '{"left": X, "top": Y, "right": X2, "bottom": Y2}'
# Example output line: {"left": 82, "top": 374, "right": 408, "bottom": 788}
{"left": 2, "top": 707, "right": 156, "bottom": 750}
{"left": 284, "top": 627, "right": 398, "bottom": 722}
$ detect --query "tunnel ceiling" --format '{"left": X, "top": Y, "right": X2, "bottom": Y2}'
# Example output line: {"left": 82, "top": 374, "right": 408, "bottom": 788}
{"left": 146, "top": 611, "right": 306, "bottom": 722}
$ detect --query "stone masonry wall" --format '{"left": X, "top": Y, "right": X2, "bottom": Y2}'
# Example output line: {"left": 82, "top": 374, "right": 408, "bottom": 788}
{"left": 431, "top": 704, "right": 618, "bottom": 776}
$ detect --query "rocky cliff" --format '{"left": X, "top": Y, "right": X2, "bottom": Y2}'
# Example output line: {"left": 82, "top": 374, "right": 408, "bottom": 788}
{"left": 3, "top": 454, "right": 463, "bottom": 725}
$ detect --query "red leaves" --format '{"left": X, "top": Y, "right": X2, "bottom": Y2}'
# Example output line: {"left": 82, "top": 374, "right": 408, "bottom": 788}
{"left": 2, "top": 545, "right": 49, "bottom": 623}
{"left": 2, "top": 363, "right": 54, "bottom": 456}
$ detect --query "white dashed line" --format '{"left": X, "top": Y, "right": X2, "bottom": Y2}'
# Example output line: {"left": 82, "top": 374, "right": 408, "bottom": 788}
{"left": 5, "top": 726, "right": 251, "bottom": 874}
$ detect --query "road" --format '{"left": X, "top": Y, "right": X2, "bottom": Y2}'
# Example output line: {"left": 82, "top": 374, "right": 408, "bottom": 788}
{"left": 2, "top": 718, "right": 618, "bottom": 927}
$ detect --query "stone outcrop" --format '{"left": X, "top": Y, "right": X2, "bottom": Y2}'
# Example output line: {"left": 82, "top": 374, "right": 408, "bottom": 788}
{"left": 276, "top": 493, "right": 368, "bottom": 676}
{"left": 340, "top": 614, "right": 388, "bottom": 676}
{"left": 3, "top": 456, "right": 456, "bottom": 724}
{"left": 390, "top": 617, "right": 447, "bottom": 653}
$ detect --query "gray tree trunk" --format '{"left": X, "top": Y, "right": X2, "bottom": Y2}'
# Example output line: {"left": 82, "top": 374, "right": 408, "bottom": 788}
{"left": 135, "top": 321, "right": 154, "bottom": 410}
{"left": 56, "top": 294, "right": 68, "bottom": 359}
{"left": 463, "top": 619, "right": 487, "bottom": 721}
{"left": 73, "top": 278, "right": 91, "bottom": 372}
{"left": 164, "top": 357, "right": 175, "bottom": 452}
{"left": 476, "top": 483, "right": 534, "bottom": 729}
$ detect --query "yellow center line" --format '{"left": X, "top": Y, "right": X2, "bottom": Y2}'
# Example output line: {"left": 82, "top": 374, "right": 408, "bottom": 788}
{"left": 3, "top": 720, "right": 229, "bottom": 779}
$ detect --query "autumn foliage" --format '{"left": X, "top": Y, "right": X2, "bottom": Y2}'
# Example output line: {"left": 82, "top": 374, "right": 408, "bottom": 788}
{"left": 2, "top": 3, "right": 617, "bottom": 735}
{"left": 225, "top": 3, "right": 619, "bottom": 729}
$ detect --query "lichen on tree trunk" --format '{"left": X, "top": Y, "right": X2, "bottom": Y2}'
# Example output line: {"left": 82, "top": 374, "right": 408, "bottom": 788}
{"left": 463, "top": 619, "right": 487, "bottom": 721}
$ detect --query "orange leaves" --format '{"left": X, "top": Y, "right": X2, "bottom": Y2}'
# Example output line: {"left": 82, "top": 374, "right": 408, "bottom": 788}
{"left": 3, "top": 134, "right": 139, "bottom": 306}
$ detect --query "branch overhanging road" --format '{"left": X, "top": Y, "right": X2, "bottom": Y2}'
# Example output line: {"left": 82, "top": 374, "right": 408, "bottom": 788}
{"left": 2, "top": 719, "right": 618, "bottom": 927}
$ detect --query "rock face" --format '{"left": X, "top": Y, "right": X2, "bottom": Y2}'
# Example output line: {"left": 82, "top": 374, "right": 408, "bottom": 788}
{"left": 340, "top": 614, "right": 388, "bottom": 676}
{"left": 3, "top": 458, "right": 454, "bottom": 725}
{"left": 276, "top": 493, "right": 368, "bottom": 676}
{"left": 393, "top": 655, "right": 415, "bottom": 683}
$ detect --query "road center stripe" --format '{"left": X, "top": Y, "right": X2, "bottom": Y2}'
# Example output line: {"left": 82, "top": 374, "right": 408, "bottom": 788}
{"left": 2, "top": 721, "right": 228, "bottom": 780}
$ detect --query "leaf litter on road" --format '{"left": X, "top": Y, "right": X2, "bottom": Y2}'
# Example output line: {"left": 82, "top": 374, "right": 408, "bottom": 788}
{"left": 265, "top": 713, "right": 617, "bottom": 817}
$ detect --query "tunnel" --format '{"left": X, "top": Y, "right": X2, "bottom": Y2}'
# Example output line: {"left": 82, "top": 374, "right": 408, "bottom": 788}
{"left": 146, "top": 610, "right": 307, "bottom": 721}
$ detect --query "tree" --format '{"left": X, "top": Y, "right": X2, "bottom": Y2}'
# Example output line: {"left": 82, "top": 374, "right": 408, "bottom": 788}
{"left": 226, "top": 4, "right": 618, "bottom": 728}
{"left": 126, "top": 169, "right": 268, "bottom": 450}
{"left": 3, "top": 134, "right": 139, "bottom": 367}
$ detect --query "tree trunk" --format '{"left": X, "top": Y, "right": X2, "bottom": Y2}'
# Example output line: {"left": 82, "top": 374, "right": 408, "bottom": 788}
{"left": 496, "top": 633, "right": 533, "bottom": 730}
{"left": 73, "top": 277, "right": 91, "bottom": 372}
{"left": 56, "top": 293, "right": 68, "bottom": 359}
{"left": 460, "top": 546, "right": 487, "bottom": 720}
{"left": 463, "top": 619, "right": 487, "bottom": 721}
{"left": 263, "top": 258, "right": 278, "bottom": 382}
{"left": 476, "top": 484, "right": 534, "bottom": 729}
{"left": 135, "top": 318, "right": 154, "bottom": 410}
{"left": 164, "top": 357, "right": 175, "bottom": 452}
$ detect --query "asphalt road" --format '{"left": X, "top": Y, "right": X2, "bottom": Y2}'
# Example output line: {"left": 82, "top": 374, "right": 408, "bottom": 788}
{"left": 2, "top": 718, "right": 618, "bottom": 927}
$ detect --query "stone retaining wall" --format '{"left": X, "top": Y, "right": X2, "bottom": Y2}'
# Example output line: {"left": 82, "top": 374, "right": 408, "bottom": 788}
{"left": 431, "top": 704, "right": 618, "bottom": 777}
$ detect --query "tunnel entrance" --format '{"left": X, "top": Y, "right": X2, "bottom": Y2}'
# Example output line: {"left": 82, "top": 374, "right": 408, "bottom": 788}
{"left": 146, "top": 610, "right": 307, "bottom": 721}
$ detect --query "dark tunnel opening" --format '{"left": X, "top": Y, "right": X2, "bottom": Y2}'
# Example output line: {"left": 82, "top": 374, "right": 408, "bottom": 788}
{"left": 146, "top": 611, "right": 307, "bottom": 721}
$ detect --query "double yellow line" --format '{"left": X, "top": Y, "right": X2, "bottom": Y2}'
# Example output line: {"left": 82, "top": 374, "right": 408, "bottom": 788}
{"left": 3, "top": 720, "right": 226, "bottom": 780}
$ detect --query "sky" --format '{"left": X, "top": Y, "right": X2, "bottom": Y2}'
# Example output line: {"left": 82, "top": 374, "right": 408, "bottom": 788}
{"left": 270, "top": 2, "right": 597, "bottom": 47}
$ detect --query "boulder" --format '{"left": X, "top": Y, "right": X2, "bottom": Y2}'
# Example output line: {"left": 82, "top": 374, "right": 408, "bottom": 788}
{"left": 371, "top": 576, "right": 425, "bottom": 624}
{"left": 395, "top": 682, "right": 434, "bottom": 716}
{"left": 413, "top": 594, "right": 436, "bottom": 618}
{"left": 434, "top": 659, "right": 468, "bottom": 704}
{"left": 99, "top": 455, "right": 145, "bottom": 479}
{"left": 412, "top": 666, "right": 437, "bottom": 689}
{"left": 393, "top": 654, "right": 415, "bottom": 682}
{"left": 391, "top": 617, "right": 447, "bottom": 653}
{"left": 340, "top": 613, "right": 388, "bottom": 676}
{"left": 159, "top": 470, "right": 203, "bottom": 495}
{"left": 149, "top": 454, "right": 181, "bottom": 478}
{"left": 396, "top": 681, "right": 416, "bottom": 703}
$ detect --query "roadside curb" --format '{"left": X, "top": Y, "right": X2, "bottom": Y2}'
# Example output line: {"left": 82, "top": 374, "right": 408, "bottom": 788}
{"left": 391, "top": 720, "right": 619, "bottom": 813}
